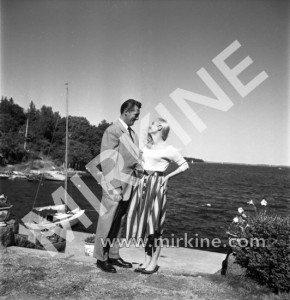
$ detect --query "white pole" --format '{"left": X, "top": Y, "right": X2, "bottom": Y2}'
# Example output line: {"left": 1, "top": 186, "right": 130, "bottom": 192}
{"left": 65, "top": 83, "right": 69, "bottom": 204}
{"left": 24, "top": 118, "right": 29, "bottom": 150}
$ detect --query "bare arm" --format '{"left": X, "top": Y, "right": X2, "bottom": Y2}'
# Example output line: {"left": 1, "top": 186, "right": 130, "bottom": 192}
{"left": 161, "top": 162, "right": 189, "bottom": 186}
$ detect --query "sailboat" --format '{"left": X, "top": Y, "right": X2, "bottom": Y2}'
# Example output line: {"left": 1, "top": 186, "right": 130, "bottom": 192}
{"left": 0, "top": 173, "right": 10, "bottom": 179}
{"left": 25, "top": 84, "right": 85, "bottom": 230}
{"left": 27, "top": 204, "right": 85, "bottom": 230}
{"left": 43, "top": 170, "right": 66, "bottom": 181}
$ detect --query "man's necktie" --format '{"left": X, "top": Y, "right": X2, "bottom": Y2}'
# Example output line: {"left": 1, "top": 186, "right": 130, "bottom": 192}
{"left": 128, "top": 127, "right": 134, "bottom": 143}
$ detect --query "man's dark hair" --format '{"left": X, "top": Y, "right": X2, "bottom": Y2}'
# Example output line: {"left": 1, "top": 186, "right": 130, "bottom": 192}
{"left": 120, "top": 99, "right": 142, "bottom": 114}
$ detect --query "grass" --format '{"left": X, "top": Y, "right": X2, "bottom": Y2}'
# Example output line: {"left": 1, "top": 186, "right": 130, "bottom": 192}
{"left": 0, "top": 247, "right": 289, "bottom": 300}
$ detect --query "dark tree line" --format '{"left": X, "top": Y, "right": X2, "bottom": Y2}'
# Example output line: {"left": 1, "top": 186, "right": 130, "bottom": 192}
{"left": 184, "top": 157, "right": 204, "bottom": 163}
{"left": 0, "top": 97, "right": 111, "bottom": 169}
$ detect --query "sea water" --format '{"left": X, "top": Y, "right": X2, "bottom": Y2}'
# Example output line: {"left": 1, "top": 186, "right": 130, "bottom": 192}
{"left": 1, "top": 163, "right": 289, "bottom": 253}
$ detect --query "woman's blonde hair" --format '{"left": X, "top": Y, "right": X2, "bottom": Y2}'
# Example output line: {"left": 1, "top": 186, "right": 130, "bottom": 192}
{"left": 157, "top": 118, "right": 170, "bottom": 141}
{"left": 147, "top": 117, "right": 170, "bottom": 144}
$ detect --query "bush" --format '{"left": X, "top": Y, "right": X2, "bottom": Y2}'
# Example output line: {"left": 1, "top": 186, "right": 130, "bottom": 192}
{"left": 227, "top": 200, "right": 290, "bottom": 293}
{"left": 0, "top": 195, "right": 11, "bottom": 208}
{"left": 84, "top": 234, "right": 95, "bottom": 244}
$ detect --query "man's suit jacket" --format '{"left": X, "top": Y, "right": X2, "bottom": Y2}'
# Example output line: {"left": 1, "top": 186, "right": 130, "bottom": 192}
{"left": 100, "top": 120, "right": 142, "bottom": 201}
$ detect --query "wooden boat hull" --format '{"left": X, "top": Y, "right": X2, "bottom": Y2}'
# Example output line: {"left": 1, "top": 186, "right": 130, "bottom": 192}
{"left": 26, "top": 205, "right": 85, "bottom": 230}
{"left": 44, "top": 172, "right": 65, "bottom": 181}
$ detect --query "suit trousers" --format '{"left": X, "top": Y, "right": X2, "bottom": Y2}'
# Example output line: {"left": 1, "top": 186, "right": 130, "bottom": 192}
{"left": 93, "top": 191, "right": 130, "bottom": 261}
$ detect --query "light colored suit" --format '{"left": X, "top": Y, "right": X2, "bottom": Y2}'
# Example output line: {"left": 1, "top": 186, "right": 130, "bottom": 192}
{"left": 93, "top": 120, "right": 142, "bottom": 261}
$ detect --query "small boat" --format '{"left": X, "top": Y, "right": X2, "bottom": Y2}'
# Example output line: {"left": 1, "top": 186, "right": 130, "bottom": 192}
{"left": 43, "top": 170, "right": 65, "bottom": 181}
{"left": 27, "top": 174, "right": 42, "bottom": 182}
{"left": 66, "top": 168, "right": 82, "bottom": 178}
{"left": 43, "top": 169, "right": 82, "bottom": 181}
{"left": 25, "top": 84, "right": 85, "bottom": 233}
{"left": 0, "top": 173, "right": 10, "bottom": 179}
{"left": 26, "top": 204, "right": 85, "bottom": 230}
{"left": 9, "top": 171, "right": 28, "bottom": 180}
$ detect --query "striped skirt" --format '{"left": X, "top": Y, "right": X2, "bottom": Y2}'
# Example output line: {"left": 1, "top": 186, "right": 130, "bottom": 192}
{"left": 126, "top": 172, "right": 167, "bottom": 240}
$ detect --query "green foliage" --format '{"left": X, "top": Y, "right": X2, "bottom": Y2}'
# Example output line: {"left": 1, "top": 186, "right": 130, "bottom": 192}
{"left": 0, "top": 195, "right": 11, "bottom": 208}
{"left": 0, "top": 131, "right": 27, "bottom": 162}
{"left": 84, "top": 234, "right": 95, "bottom": 244}
{"left": 0, "top": 97, "right": 26, "bottom": 132}
{"left": 227, "top": 201, "right": 290, "bottom": 293}
{"left": 0, "top": 96, "right": 111, "bottom": 168}
{"left": 0, "top": 97, "right": 27, "bottom": 162}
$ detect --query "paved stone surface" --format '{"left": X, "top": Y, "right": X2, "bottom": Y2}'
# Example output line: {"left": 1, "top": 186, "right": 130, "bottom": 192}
{"left": 18, "top": 227, "right": 226, "bottom": 275}
{"left": 65, "top": 231, "right": 225, "bottom": 275}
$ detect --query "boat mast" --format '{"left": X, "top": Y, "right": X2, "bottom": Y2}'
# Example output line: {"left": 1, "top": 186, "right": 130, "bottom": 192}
{"left": 24, "top": 118, "right": 29, "bottom": 151}
{"left": 65, "top": 83, "right": 69, "bottom": 204}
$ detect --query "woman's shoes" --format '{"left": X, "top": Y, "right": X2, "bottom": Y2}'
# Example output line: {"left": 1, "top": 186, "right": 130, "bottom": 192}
{"left": 140, "top": 265, "right": 159, "bottom": 274}
{"left": 134, "top": 267, "right": 145, "bottom": 272}
{"left": 134, "top": 264, "right": 145, "bottom": 273}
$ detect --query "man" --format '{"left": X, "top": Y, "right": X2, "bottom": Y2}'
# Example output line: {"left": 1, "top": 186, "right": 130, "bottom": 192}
{"left": 94, "top": 99, "right": 142, "bottom": 273}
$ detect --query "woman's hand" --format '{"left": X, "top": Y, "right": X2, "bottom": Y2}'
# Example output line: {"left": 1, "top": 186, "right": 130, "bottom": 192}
{"left": 112, "top": 188, "right": 123, "bottom": 202}
{"left": 161, "top": 176, "right": 169, "bottom": 188}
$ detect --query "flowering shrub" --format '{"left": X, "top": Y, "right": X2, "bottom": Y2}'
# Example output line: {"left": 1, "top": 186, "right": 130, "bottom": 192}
{"left": 0, "top": 194, "right": 11, "bottom": 208}
{"left": 227, "top": 199, "right": 290, "bottom": 293}
{"left": 85, "top": 234, "right": 95, "bottom": 244}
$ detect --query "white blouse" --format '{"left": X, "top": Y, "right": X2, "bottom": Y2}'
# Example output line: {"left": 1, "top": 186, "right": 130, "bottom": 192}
{"left": 142, "top": 145, "right": 188, "bottom": 172}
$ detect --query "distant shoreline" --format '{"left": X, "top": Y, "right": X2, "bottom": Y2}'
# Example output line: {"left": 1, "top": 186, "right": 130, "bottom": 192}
{"left": 203, "top": 161, "right": 290, "bottom": 168}
{"left": 1, "top": 159, "right": 289, "bottom": 172}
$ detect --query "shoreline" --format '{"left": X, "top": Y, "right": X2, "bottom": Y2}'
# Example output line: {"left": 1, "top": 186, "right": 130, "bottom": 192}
{"left": 18, "top": 225, "right": 230, "bottom": 255}
{"left": 1, "top": 159, "right": 290, "bottom": 173}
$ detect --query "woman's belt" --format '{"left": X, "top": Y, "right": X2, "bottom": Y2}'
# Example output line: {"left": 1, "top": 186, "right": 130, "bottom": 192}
{"left": 144, "top": 170, "right": 164, "bottom": 176}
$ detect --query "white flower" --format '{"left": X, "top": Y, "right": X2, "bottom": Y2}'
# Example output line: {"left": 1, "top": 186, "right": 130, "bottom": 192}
{"left": 0, "top": 194, "right": 5, "bottom": 199}
{"left": 238, "top": 207, "right": 244, "bottom": 214}
{"left": 242, "top": 213, "right": 247, "bottom": 218}
{"left": 261, "top": 199, "right": 267, "bottom": 206}
{"left": 247, "top": 200, "right": 254, "bottom": 205}
{"left": 233, "top": 216, "right": 239, "bottom": 223}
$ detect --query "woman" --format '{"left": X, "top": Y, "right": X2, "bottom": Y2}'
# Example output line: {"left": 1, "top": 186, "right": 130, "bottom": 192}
{"left": 126, "top": 117, "right": 189, "bottom": 274}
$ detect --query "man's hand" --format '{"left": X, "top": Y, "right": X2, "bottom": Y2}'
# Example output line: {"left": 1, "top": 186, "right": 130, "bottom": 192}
{"left": 135, "top": 163, "right": 144, "bottom": 179}
{"left": 112, "top": 188, "right": 123, "bottom": 202}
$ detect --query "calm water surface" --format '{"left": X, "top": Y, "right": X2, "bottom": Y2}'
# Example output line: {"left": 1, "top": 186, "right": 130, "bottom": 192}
{"left": 1, "top": 163, "right": 289, "bottom": 253}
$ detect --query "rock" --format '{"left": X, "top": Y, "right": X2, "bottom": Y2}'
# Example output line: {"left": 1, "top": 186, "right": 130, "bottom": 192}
{"left": 224, "top": 253, "right": 246, "bottom": 276}
{"left": 14, "top": 233, "right": 43, "bottom": 250}
{"left": 0, "top": 223, "right": 15, "bottom": 247}
{"left": 7, "top": 219, "right": 19, "bottom": 233}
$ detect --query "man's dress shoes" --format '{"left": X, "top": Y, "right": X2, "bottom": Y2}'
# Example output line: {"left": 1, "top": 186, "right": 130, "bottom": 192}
{"left": 108, "top": 257, "right": 133, "bottom": 268}
{"left": 96, "top": 260, "right": 117, "bottom": 273}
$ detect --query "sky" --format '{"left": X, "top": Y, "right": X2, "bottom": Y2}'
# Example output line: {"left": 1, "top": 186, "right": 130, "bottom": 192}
{"left": 1, "top": 0, "right": 289, "bottom": 166}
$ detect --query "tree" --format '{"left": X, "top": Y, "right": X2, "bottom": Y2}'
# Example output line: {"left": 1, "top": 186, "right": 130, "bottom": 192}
{"left": 0, "top": 97, "right": 27, "bottom": 162}
{"left": 89, "top": 120, "right": 111, "bottom": 157}
{"left": 0, "top": 97, "right": 111, "bottom": 166}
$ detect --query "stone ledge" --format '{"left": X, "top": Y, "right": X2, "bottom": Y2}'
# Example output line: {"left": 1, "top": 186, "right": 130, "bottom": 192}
{"left": 14, "top": 227, "right": 227, "bottom": 275}
{"left": 0, "top": 222, "right": 15, "bottom": 247}
{"left": 7, "top": 241, "right": 226, "bottom": 276}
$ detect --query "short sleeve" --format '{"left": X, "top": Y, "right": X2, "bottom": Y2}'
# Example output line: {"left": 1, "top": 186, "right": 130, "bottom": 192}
{"left": 168, "top": 146, "right": 187, "bottom": 167}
